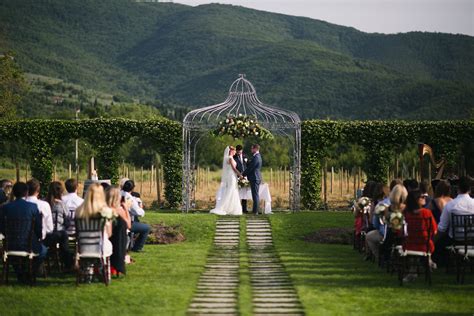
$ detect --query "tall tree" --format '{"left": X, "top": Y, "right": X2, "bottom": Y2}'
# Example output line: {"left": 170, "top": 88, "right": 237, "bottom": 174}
{"left": 0, "top": 52, "right": 27, "bottom": 119}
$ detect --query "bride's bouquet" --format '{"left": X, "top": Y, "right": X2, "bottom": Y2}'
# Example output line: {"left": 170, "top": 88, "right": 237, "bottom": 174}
{"left": 238, "top": 177, "right": 250, "bottom": 188}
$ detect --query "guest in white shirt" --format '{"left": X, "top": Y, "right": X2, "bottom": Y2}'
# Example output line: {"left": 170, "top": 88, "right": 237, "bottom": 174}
{"left": 434, "top": 176, "right": 474, "bottom": 265}
{"left": 121, "top": 180, "right": 149, "bottom": 252}
{"left": 62, "top": 178, "right": 84, "bottom": 236}
{"left": 26, "top": 179, "right": 53, "bottom": 240}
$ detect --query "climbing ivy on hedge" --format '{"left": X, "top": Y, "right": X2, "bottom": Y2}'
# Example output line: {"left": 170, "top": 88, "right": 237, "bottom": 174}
{"left": 1, "top": 118, "right": 472, "bottom": 210}
{"left": 302, "top": 120, "right": 474, "bottom": 210}
{"left": 0, "top": 118, "right": 182, "bottom": 207}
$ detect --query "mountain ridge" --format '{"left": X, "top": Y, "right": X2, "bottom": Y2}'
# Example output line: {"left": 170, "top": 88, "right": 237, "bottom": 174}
{"left": 0, "top": 0, "right": 473, "bottom": 119}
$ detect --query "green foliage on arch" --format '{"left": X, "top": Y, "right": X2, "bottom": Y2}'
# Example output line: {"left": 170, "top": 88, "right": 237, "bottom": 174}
{"left": 302, "top": 120, "right": 474, "bottom": 209}
{"left": 0, "top": 118, "right": 182, "bottom": 207}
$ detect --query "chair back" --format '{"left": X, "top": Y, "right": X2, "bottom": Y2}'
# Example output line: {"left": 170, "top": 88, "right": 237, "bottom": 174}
{"left": 66, "top": 208, "right": 76, "bottom": 236}
{"left": 403, "top": 215, "right": 433, "bottom": 253}
{"left": 75, "top": 217, "right": 105, "bottom": 257}
{"left": 3, "top": 215, "right": 35, "bottom": 253}
{"left": 451, "top": 214, "right": 474, "bottom": 249}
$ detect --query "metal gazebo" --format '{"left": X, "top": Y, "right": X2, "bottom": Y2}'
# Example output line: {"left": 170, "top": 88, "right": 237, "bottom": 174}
{"left": 182, "top": 75, "right": 301, "bottom": 212}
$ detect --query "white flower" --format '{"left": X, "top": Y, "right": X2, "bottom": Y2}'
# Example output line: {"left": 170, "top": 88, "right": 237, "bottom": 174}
{"left": 390, "top": 212, "right": 404, "bottom": 230}
{"left": 374, "top": 203, "right": 389, "bottom": 215}
{"left": 226, "top": 119, "right": 230, "bottom": 123}
{"left": 101, "top": 207, "right": 114, "bottom": 220}
{"left": 244, "top": 158, "right": 248, "bottom": 162}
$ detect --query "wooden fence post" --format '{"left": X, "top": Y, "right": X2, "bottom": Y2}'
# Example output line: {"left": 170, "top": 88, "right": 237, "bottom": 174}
{"left": 156, "top": 164, "right": 161, "bottom": 205}
{"left": 323, "top": 160, "right": 328, "bottom": 206}
{"left": 330, "top": 167, "right": 334, "bottom": 194}
{"left": 140, "top": 166, "right": 144, "bottom": 194}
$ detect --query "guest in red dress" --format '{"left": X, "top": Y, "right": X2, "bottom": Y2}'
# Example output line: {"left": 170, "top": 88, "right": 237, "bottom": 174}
{"left": 404, "top": 189, "right": 438, "bottom": 254}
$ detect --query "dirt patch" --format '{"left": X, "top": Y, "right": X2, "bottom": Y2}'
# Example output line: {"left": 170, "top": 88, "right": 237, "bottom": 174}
{"left": 304, "top": 227, "right": 352, "bottom": 245}
{"left": 146, "top": 222, "right": 186, "bottom": 244}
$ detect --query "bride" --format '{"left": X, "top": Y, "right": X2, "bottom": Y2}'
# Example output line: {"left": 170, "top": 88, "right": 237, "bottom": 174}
{"left": 210, "top": 146, "right": 243, "bottom": 216}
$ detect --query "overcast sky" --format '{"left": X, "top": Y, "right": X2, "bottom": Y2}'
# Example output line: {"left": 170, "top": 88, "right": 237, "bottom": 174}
{"left": 172, "top": 0, "right": 473, "bottom": 36}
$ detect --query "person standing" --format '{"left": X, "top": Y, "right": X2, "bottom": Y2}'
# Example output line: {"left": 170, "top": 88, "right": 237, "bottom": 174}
{"left": 233, "top": 144, "right": 248, "bottom": 213}
{"left": 242, "top": 144, "right": 262, "bottom": 215}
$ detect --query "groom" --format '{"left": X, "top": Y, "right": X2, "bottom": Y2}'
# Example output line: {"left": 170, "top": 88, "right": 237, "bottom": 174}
{"left": 233, "top": 145, "right": 248, "bottom": 213}
{"left": 242, "top": 144, "right": 262, "bottom": 215}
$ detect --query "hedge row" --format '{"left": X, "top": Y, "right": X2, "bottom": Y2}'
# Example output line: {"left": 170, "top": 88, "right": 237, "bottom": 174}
{"left": 1, "top": 119, "right": 472, "bottom": 210}
{"left": 301, "top": 120, "right": 474, "bottom": 209}
{"left": 0, "top": 118, "right": 182, "bottom": 207}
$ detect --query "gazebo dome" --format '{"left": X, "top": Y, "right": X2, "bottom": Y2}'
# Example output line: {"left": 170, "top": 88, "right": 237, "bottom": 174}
{"left": 183, "top": 74, "right": 301, "bottom": 131}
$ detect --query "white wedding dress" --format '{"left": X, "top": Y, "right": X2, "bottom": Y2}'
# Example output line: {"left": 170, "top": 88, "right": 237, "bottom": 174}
{"left": 210, "top": 147, "right": 243, "bottom": 216}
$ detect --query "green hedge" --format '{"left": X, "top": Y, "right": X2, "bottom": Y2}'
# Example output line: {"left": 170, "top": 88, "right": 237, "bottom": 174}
{"left": 0, "top": 118, "right": 182, "bottom": 207}
{"left": 1, "top": 119, "right": 472, "bottom": 210}
{"left": 302, "top": 120, "right": 474, "bottom": 209}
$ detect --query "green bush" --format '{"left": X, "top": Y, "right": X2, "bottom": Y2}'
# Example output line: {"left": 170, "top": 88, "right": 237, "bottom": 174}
{"left": 302, "top": 120, "right": 474, "bottom": 209}
{"left": 0, "top": 118, "right": 182, "bottom": 207}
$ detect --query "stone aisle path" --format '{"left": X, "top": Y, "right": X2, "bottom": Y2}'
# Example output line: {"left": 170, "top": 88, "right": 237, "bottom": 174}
{"left": 247, "top": 217, "right": 305, "bottom": 316}
{"left": 188, "top": 217, "right": 241, "bottom": 315}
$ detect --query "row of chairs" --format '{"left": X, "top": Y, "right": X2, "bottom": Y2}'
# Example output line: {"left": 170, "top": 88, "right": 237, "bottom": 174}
{"left": 354, "top": 213, "right": 474, "bottom": 285}
{"left": 1, "top": 216, "right": 110, "bottom": 286}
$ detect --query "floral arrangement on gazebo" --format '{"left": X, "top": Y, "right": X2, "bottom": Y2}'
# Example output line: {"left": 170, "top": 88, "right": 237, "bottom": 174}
{"left": 213, "top": 114, "right": 273, "bottom": 139}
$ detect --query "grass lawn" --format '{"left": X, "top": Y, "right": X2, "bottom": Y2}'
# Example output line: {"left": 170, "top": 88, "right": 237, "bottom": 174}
{"left": 1, "top": 211, "right": 473, "bottom": 315}
{"left": 0, "top": 212, "right": 216, "bottom": 315}
{"left": 270, "top": 212, "right": 474, "bottom": 316}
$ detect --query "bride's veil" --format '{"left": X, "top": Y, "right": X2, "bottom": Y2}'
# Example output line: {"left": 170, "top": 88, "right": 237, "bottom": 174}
{"left": 222, "top": 146, "right": 230, "bottom": 170}
{"left": 221, "top": 146, "right": 232, "bottom": 182}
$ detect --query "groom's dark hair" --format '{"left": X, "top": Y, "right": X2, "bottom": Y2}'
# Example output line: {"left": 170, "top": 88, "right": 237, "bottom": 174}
{"left": 252, "top": 144, "right": 260, "bottom": 150}
{"left": 236, "top": 145, "right": 243, "bottom": 151}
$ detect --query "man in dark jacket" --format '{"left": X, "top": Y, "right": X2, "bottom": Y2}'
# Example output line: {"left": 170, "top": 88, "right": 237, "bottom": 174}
{"left": 0, "top": 182, "right": 47, "bottom": 281}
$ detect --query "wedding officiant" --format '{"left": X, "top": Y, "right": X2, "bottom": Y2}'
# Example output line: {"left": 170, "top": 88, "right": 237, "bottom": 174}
{"left": 233, "top": 145, "right": 248, "bottom": 213}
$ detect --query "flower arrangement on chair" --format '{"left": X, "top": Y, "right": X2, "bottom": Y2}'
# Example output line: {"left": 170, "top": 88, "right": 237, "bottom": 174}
{"left": 213, "top": 114, "right": 273, "bottom": 139}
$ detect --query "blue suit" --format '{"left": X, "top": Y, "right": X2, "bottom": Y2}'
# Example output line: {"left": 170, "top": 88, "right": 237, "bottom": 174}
{"left": 243, "top": 153, "right": 262, "bottom": 214}
{"left": 0, "top": 199, "right": 44, "bottom": 254}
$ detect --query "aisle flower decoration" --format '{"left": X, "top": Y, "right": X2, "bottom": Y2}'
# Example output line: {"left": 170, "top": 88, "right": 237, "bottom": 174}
{"left": 101, "top": 207, "right": 116, "bottom": 220}
{"left": 213, "top": 114, "right": 273, "bottom": 140}
{"left": 374, "top": 203, "right": 389, "bottom": 215}
{"left": 389, "top": 211, "right": 404, "bottom": 231}
{"left": 351, "top": 196, "right": 372, "bottom": 214}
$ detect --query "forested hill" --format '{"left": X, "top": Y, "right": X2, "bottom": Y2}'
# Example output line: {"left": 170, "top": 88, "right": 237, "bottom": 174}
{"left": 1, "top": 0, "right": 473, "bottom": 120}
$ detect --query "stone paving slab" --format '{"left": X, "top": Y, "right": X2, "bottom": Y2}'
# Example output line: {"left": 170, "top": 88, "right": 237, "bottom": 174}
{"left": 188, "top": 218, "right": 240, "bottom": 316}
{"left": 247, "top": 217, "right": 305, "bottom": 316}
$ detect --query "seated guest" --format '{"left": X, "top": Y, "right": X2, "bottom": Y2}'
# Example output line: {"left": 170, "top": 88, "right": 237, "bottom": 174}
{"left": 0, "top": 182, "right": 46, "bottom": 282}
{"left": 379, "top": 184, "right": 408, "bottom": 263}
{"left": 0, "top": 179, "right": 13, "bottom": 205}
{"left": 420, "top": 180, "right": 434, "bottom": 208}
{"left": 106, "top": 186, "right": 131, "bottom": 276}
{"left": 402, "top": 188, "right": 438, "bottom": 282}
{"left": 403, "top": 179, "right": 419, "bottom": 192}
{"left": 76, "top": 183, "right": 113, "bottom": 257}
{"left": 434, "top": 176, "right": 474, "bottom": 265}
{"left": 62, "top": 178, "right": 84, "bottom": 236}
{"left": 121, "top": 180, "right": 149, "bottom": 252}
{"left": 26, "top": 179, "right": 53, "bottom": 240}
{"left": 365, "top": 180, "right": 401, "bottom": 261}
{"left": 45, "top": 181, "right": 73, "bottom": 269}
{"left": 428, "top": 180, "right": 452, "bottom": 223}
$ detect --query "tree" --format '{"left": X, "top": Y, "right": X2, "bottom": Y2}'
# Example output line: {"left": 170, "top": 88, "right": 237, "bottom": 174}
{"left": 0, "top": 52, "right": 27, "bottom": 119}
